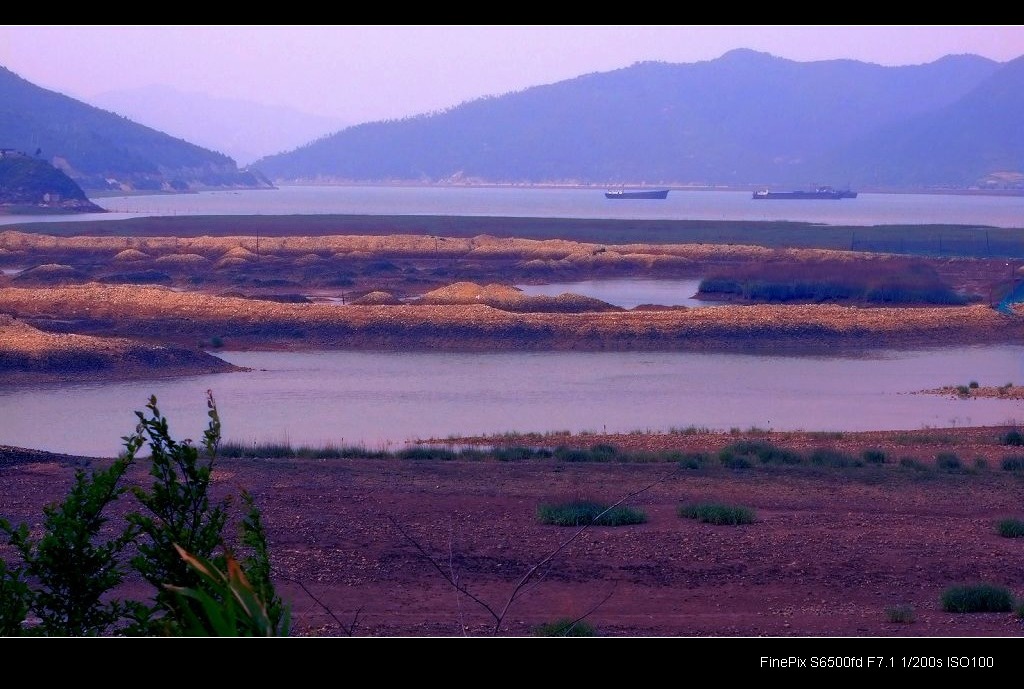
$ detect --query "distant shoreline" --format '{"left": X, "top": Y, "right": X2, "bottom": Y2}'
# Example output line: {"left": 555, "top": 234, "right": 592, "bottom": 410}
{"left": 82, "top": 181, "right": 1024, "bottom": 199}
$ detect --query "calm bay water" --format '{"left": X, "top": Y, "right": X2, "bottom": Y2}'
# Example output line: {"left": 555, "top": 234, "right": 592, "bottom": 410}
{"left": 2, "top": 186, "right": 1022, "bottom": 456}
{"left": 515, "top": 278, "right": 717, "bottom": 309}
{"left": 2, "top": 346, "right": 1021, "bottom": 457}
{"left": 1, "top": 185, "right": 1022, "bottom": 227}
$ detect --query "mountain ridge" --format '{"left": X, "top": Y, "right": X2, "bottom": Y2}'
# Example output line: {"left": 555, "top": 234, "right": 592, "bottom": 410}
{"left": 0, "top": 66, "right": 272, "bottom": 191}
{"left": 255, "top": 50, "right": 1014, "bottom": 189}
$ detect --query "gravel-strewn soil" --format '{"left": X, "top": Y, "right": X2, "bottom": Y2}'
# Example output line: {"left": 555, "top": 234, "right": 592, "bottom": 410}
{"left": 3, "top": 427, "right": 1024, "bottom": 637}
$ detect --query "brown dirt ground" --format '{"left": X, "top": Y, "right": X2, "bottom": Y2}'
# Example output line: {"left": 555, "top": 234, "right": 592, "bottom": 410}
{"left": 3, "top": 426, "right": 1024, "bottom": 638}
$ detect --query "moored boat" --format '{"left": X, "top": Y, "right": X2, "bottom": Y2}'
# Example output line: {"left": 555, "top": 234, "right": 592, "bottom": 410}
{"left": 752, "top": 186, "right": 857, "bottom": 200}
{"left": 605, "top": 189, "right": 670, "bottom": 200}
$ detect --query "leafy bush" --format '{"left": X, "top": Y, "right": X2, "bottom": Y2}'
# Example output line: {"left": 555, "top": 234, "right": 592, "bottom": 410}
{"left": 677, "top": 452, "right": 711, "bottom": 469}
{"left": 862, "top": 449, "right": 887, "bottom": 465}
{"left": 678, "top": 502, "right": 756, "bottom": 525}
{"left": 899, "top": 457, "right": 929, "bottom": 472}
{"left": 536, "top": 501, "right": 647, "bottom": 527}
{"left": 533, "top": 618, "right": 597, "bottom": 637}
{"left": 940, "top": 584, "right": 1014, "bottom": 613}
{"left": 968, "top": 381, "right": 979, "bottom": 389}
{"left": 0, "top": 560, "right": 29, "bottom": 636}
{"left": 935, "top": 452, "right": 963, "bottom": 472}
{"left": 554, "top": 445, "right": 618, "bottom": 462}
{"left": 1001, "top": 456, "right": 1024, "bottom": 471}
{"left": 0, "top": 393, "right": 288, "bottom": 636}
{"left": 0, "top": 456, "right": 134, "bottom": 636}
{"left": 810, "top": 448, "right": 860, "bottom": 468}
{"left": 494, "top": 446, "right": 549, "bottom": 462}
{"left": 996, "top": 518, "right": 1024, "bottom": 538}
{"left": 730, "top": 440, "right": 801, "bottom": 465}
{"left": 719, "top": 454, "right": 752, "bottom": 469}
{"left": 123, "top": 395, "right": 233, "bottom": 627}
{"left": 719, "top": 440, "right": 800, "bottom": 468}
{"left": 1002, "top": 430, "right": 1024, "bottom": 447}
{"left": 165, "top": 544, "right": 289, "bottom": 636}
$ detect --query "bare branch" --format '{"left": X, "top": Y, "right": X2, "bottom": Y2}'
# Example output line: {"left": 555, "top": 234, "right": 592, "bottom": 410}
{"left": 388, "top": 516, "right": 501, "bottom": 624}
{"left": 492, "top": 464, "right": 681, "bottom": 634}
{"left": 273, "top": 568, "right": 360, "bottom": 636}
{"left": 389, "top": 463, "right": 682, "bottom": 636}
{"left": 556, "top": 583, "right": 617, "bottom": 636}
{"left": 448, "top": 522, "right": 468, "bottom": 637}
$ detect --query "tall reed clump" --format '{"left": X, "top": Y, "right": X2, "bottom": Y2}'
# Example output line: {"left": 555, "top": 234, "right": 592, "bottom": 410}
{"left": 940, "top": 584, "right": 1014, "bottom": 613}
{"left": 996, "top": 518, "right": 1024, "bottom": 539}
{"left": 678, "top": 502, "right": 757, "bottom": 525}
{"left": 536, "top": 501, "right": 647, "bottom": 527}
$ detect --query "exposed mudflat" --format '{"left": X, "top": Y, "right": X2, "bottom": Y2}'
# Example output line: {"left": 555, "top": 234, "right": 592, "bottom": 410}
{"left": 3, "top": 426, "right": 1024, "bottom": 637}
{"left": 0, "top": 314, "right": 238, "bottom": 383}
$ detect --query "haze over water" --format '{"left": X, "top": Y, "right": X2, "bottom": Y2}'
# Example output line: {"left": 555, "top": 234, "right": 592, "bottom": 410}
{"left": 2, "top": 346, "right": 1021, "bottom": 457}
{"left": 2, "top": 186, "right": 1023, "bottom": 228}
{"left": 2, "top": 187, "right": 1022, "bottom": 456}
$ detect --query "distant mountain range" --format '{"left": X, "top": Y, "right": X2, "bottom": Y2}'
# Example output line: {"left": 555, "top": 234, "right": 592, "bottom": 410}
{"left": 0, "top": 67, "right": 271, "bottom": 191}
{"left": 256, "top": 50, "right": 1022, "bottom": 190}
{"left": 89, "top": 86, "right": 346, "bottom": 166}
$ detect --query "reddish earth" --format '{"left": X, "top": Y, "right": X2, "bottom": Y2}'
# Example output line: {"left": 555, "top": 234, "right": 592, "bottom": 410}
{"left": 4, "top": 426, "right": 1024, "bottom": 638}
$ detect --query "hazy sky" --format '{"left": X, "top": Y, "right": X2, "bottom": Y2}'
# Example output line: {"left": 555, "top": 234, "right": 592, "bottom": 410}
{"left": 2, "top": 25, "right": 1022, "bottom": 124}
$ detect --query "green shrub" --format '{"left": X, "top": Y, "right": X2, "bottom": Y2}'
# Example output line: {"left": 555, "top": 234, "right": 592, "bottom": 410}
{"left": 996, "top": 518, "right": 1024, "bottom": 538}
{"left": 0, "top": 393, "right": 288, "bottom": 637}
{"left": 0, "top": 455, "right": 135, "bottom": 636}
{"left": 678, "top": 502, "right": 756, "bottom": 525}
{"left": 122, "top": 393, "right": 287, "bottom": 635}
{"left": 536, "top": 501, "right": 647, "bottom": 527}
{"left": 719, "top": 440, "right": 800, "bottom": 468}
{"left": 494, "top": 446, "right": 549, "bottom": 461}
{"left": 677, "top": 452, "right": 711, "bottom": 469}
{"left": 1001, "top": 456, "right": 1024, "bottom": 471}
{"left": 0, "top": 559, "right": 29, "bottom": 635}
{"left": 397, "top": 446, "right": 458, "bottom": 461}
{"left": 1002, "top": 430, "right": 1024, "bottom": 446}
{"left": 884, "top": 604, "right": 915, "bottom": 623}
{"left": 956, "top": 385, "right": 971, "bottom": 397}
{"left": 862, "top": 449, "right": 887, "bottom": 465}
{"left": 533, "top": 618, "right": 597, "bottom": 637}
{"left": 935, "top": 452, "right": 963, "bottom": 472}
{"left": 899, "top": 457, "right": 929, "bottom": 472}
{"left": 719, "top": 453, "right": 752, "bottom": 469}
{"left": 940, "top": 584, "right": 1014, "bottom": 613}
{"left": 968, "top": 381, "right": 979, "bottom": 389}
{"left": 553, "top": 445, "right": 619, "bottom": 462}
{"left": 810, "top": 448, "right": 860, "bottom": 468}
{"left": 457, "top": 448, "right": 487, "bottom": 461}
{"left": 166, "top": 544, "right": 288, "bottom": 637}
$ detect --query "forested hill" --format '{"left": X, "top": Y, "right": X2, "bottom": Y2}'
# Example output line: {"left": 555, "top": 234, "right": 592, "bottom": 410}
{"left": 0, "top": 153, "right": 103, "bottom": 211}
{"left": 0, "top": 66, "right": 272, "bottom": 191}
{"left": 256, "top": 50, "right": 1017, "bottom": 190}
